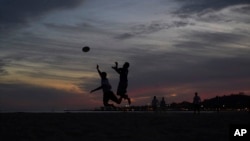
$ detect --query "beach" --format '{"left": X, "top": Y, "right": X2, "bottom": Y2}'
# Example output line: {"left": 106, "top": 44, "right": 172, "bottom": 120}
{"left": 1, "top": 111, "right": 249, "bottom": 141}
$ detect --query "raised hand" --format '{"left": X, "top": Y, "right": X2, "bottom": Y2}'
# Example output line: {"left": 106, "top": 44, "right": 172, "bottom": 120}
{"left": 112, "top": 62, "right": 118, "bottom": 69}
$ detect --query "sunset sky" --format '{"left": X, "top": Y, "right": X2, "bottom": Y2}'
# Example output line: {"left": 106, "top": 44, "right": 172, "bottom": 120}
{"left": 1, "top": 0, "right": 250, "bottom": 111}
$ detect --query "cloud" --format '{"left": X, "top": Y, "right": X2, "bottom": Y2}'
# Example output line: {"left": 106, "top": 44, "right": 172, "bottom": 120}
{"left": 0, "top": 0, "right": 84, "bottom": 34}
{"left": 43, "top": 22, "right": 115, "bottom": 36}
{"left": 174, "top": 30, "right": 250, "bottom": 58}
{"left": 115, "top": 20, "right": 193, "bottom": 40}
{"left": 0, "top": 59, "right": 8, "bottom": 76}
{"left": 173, "top": 0, "right": 250, "bottom": 25}
{"left": 174, "top": 0, "right": 250, "bottom": 14}
{"left": 115, "top": 33, "right": 134, "bottom": 40}
{"left": 232, "top": 4, "right": 250, "bottom": 14}
{"left": 196, "top": 5, "right": 250, "bottom": 24}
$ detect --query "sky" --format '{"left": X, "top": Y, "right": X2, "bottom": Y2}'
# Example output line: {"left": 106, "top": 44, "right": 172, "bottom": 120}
{"left": 1, "top": 0, "right": 250, "bottom": 111}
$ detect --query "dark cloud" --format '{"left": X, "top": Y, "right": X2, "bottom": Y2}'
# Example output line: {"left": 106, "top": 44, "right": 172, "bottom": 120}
{"left": 45, "top": 22, "right": 90, "bottom": 31}
{"left": 172, "top": 0, "right": 250, "bottom": 24}
{"left": 169, "top": 57, "right": 250, "bottom": 83}
{"left": 232, "top": 4, "right": 250, "bottom": 14}
{"left": 43, "top": 22, "right": 112, "bottom": 35}
{"left": 132, "top": 57, "right": 250, "bottom": 95}
{"left": 189, "top": 32, "right": 246, "bottom": 43}
{"left": 115, "top": 20, "right": 193, "bottom": 40}
{"left": 174, "top": 0, "right": 250, "bottom": 15}
{"left": 116, "top": 33, "right": 134, "bottom": 40}
{"left": 174, "top": 31, "right": 250, "bottom": 57}
{"left": 126, "top": 43, "right": 250, "bottom": 90}
{"left": 200, "top": 5, "right": 250, "bottom": 23}
{"left": 0, "top": 0, "right": 84, "bottom": 34}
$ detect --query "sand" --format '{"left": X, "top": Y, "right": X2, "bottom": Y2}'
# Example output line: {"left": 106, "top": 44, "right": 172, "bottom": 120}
{"left": 1, "top": 111, "right": 249, "bottom": 141}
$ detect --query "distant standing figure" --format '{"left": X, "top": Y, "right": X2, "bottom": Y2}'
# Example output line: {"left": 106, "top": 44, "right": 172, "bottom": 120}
{"left": 215, "top": 96, "right": 220, "bottom": 113}
{"left": 160, "top": 97, "right": 166, "bottom": 111}
{"left": 152, "top": 96, "right": 159, "bottom": 111}
{"left": 90, "top": 65, "right": 122, "bottom": 108}
{"left": 193, "top": 92, "right": 201, "bottom": 114}
{"left": 112, "top": 62, "right": 131, "bottom": 105}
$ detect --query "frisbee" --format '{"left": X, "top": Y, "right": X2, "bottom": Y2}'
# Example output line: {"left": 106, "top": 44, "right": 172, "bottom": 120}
{"left": 82, "top": 46, "right": 90, "bottom": 52}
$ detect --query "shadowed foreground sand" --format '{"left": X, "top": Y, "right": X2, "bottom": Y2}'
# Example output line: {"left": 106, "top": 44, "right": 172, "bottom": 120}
{"left": 1, "top": 111, "right": 249, "bottom": 141}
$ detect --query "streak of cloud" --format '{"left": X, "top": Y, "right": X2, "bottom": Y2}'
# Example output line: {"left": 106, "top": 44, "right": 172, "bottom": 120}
{"left": 115, "top": 20, "right": 194, "bottom": 40}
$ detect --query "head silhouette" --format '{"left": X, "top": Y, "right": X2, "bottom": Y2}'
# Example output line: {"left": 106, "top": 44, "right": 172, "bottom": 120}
{"left": 123, "top": 62, "right": 130, "bottom": 69}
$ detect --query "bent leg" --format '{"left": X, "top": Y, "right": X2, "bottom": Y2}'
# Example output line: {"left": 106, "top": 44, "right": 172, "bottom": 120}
{"left": 103, "top": 93, "right": 115, "bottom": 107}
{"left": 108, "top": 91, "right": 122, "bottom": 104}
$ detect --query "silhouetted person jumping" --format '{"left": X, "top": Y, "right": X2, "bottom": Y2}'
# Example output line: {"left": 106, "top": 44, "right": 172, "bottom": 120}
{"left": 90, "top": 65, "right": 122, "bottom": 108}
{"left": 112, "top": 62, "right": 131, "bottom": 105}
{"left": 193, "top": 92, "right": 201, "bottom": 114}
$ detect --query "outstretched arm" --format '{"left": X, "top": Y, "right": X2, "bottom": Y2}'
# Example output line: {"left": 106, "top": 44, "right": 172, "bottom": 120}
{"left": 90, "top": 86, "right": 102, "bottom": 93}
{"left": 96, "top": 64, "right": 102, "bottom": 77}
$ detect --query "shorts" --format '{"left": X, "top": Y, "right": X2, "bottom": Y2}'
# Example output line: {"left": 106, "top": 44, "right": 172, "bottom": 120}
{"left": 117, "top": 81, "right": 127, "bottom": 96}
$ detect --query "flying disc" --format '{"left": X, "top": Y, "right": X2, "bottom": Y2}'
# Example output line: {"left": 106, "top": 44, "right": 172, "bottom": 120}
{"left": 82, "top": 46, "right": 90, "bottom": 52}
